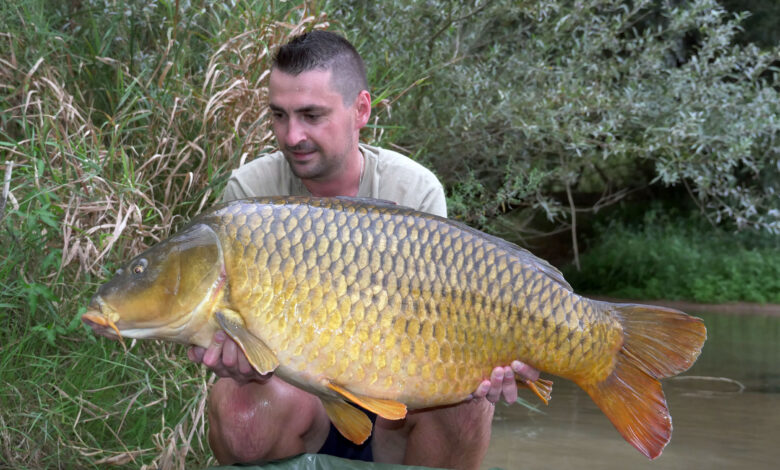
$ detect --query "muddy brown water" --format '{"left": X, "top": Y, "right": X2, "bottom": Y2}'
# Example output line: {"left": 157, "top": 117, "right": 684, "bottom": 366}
{"left": 482, "top": 311, "right": 780, "bottom": 470}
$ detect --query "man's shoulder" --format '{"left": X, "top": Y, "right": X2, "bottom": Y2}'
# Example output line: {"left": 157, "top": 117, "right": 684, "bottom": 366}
{"left": 234, "top": 151, "right": 288, "bottom": 174}
{"left": 361, "top": 144, "right": 440, "bottom": 182}
{"left": 359, "top": 143, "right": 447, "bottom": 217}
{"left": 223, "top": 151, "right": 290, "bottom": 201}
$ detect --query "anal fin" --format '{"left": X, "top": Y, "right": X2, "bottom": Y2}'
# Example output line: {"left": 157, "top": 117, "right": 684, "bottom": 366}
{"left": 327, "top": 382, "right": 407, "bottom": 420}
{"left": 321, "top": 398, "right": 373, "bottom": 445}
{"left": 517, "top": 377, "right": 554, "bottom": 405}
{"left": 215, "top": 310, "right": 278, "bottom": 374}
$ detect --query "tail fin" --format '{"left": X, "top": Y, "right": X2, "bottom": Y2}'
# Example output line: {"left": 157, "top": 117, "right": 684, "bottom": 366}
{"left": 579, "top": 303, "right": 706, "bottom": 459}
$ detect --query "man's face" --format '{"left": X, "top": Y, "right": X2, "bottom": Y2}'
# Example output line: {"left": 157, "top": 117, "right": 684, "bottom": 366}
{"left": 269, "top": 68, "right": 359, "bottom": 181}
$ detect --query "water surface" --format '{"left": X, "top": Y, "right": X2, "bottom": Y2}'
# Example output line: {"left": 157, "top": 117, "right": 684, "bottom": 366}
{"left": 483, "top": 312, "right": 780, "bottom": 469}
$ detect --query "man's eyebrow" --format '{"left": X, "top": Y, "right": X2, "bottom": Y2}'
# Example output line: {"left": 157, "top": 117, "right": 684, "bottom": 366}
{"left": 269, "top": 103, "right": 330, "bottom": 114}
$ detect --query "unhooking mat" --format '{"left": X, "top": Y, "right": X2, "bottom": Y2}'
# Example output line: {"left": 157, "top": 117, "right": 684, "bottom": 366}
{"left": 209, "top": 453, "right": 451, "bottom": 469}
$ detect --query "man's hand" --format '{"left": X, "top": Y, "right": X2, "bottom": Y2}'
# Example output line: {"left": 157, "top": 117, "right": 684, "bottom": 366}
{"left": 187, "top": 330, "right": 272, "bottom": 384}
{"left": 470, "top": 361, "right": 540, "bottom": 404}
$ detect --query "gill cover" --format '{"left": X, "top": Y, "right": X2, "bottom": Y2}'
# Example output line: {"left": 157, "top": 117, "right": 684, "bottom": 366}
{"left": 95, "top": 223, "right": 223, "bottom": 327}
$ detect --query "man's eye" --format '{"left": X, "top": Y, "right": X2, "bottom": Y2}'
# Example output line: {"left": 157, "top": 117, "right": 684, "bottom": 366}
{"left": 305, "top": 114, "right": 322, "bottom": 122}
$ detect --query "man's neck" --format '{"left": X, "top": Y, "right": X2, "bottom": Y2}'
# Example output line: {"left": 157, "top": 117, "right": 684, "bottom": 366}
{"left": 301, "top": 147, "right": 364, "bottom": 197}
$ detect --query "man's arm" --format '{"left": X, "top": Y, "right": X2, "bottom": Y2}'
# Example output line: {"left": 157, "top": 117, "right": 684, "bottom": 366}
{"left": 417, "top": 184, "right": 447, "bottom": 219}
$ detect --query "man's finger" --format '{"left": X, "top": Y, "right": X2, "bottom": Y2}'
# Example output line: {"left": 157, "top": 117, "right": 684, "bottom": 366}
{"left": 188, "top": 346, "right": 205, "bottom": 363}
{"left": 222, "top": 337, "right": 238, "bottom": 368}
{"left": 485, "top": 367, "right": 505, "bottom": 404}
{"left": 512, "top": 360, "right": 540, "bottom": 382}
{"left": 237, "top": 349, "right": 254, "bottom": 376}
{"left": 202, "top": 333, "right": 226, "bottom": 368}
{"left": 501, "top": 367, "right": 518, "bottom": 403}
{"left": 473, "top": 380, "right": 491, "bottom": 400}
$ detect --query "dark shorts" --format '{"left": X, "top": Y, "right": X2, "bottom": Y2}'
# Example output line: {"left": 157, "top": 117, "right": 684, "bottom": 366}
{"left": 317, "top": 411, "right": 377, "bottom": 462}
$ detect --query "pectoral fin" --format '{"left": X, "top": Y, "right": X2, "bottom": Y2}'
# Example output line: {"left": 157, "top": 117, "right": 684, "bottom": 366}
{"left": 321, "top": 398, "right": 373, "bottom": 445}
{"left": 215, "top": 310, "right": 278, "bottom": 374}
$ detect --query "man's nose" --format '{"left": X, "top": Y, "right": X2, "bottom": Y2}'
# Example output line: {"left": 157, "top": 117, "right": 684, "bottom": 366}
{"left": 282, "top": 117, "right": 306, "bottom": 147}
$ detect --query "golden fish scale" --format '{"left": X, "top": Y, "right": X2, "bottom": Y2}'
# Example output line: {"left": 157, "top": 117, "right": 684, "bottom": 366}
{"left": 207, "top": 198, "right": 622, "bottom": 407}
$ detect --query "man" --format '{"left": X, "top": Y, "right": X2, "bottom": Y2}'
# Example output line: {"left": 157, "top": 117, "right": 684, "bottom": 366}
{"left": 188, "top": 30, "right": 539, "bottom": 469}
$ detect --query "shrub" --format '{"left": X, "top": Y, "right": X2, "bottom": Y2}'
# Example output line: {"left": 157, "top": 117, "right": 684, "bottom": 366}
{"left": 338, "top": 0, "right": 780, "bottom": 235}
{"left": 562, "top": 205, "right": 780, "bottom": 303}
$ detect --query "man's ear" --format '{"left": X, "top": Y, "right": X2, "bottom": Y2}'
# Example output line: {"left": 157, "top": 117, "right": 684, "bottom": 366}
{"left": 354, "top": 90, "right": 372, "bottom": 129}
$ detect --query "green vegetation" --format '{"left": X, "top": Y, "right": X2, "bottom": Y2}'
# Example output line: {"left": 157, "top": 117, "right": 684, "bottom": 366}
{"left": 562, "top": 203, "right": 780, "bottom": 303}
{"left": 1, "top": 0, "right": 778, "bottom": 468}
{"left": 343, "top": 0, "right": 779, "bottom": 235}
{"left": 1, "top": 0, "right": 326, "bottom": 467}
{"left": 720, "top": 0, "right": 780, "bottom": 47}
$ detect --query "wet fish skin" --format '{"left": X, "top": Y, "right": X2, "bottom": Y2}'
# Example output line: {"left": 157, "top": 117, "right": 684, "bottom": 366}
{"left": 83, "top": 197, "right": 706, "bottom": 459}
{"left": 212, "top": 198, "right": 613, "bottom": 401}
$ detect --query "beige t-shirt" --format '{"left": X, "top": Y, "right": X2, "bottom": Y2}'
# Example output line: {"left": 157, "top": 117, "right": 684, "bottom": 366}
{"left": 221, "top": 143, "right": 447, "bottom": 217}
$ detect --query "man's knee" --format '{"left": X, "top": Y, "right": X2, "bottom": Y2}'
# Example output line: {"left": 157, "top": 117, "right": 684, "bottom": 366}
{"left": 209, "top": 378, "right": 258, "bottom": 421}
{"left": 400, "top": 400, "right": 494, "bottom": 470}
{"left": 207, "top": 377, "right": 324, "bottom": 464}
{"left": 433, "top": 399, "right": 494, "bottom": 444}
{"left": 208, "top": 379, "right": 276, "bottom": 463}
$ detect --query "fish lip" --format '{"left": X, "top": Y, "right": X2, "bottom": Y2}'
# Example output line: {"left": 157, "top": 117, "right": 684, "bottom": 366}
{"left": 81, "top": 310, "right": 116, "bottom": 336}
{"left": 81, "top": 299, "right": 126, "bottom": 350}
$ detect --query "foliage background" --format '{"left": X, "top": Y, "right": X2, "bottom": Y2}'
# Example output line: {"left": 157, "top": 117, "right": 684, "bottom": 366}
{"left": 0, "top": 0, "right": 778, "bottom": 467}
{"left": 342, "top": 0, "right": 779, "bottom": 236}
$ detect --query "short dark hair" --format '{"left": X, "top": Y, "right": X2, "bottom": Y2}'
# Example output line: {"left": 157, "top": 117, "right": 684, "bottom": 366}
{"left": 272, "top": 30, "right": 368, "bottom": 105}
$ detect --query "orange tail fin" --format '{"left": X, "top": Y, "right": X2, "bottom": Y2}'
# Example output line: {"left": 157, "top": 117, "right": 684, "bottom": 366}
{"left": 579, "top": 303, "right": 706, "bottom": 459}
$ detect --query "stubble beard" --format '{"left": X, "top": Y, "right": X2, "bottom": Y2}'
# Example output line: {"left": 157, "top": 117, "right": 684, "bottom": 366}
{"left": 283, "top": 142, "right": 351, "bottom": 182}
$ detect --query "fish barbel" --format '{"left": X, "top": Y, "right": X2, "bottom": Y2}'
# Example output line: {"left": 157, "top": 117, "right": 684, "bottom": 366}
{"left": 82, "top": 197, "right": 706, "bottom": 459}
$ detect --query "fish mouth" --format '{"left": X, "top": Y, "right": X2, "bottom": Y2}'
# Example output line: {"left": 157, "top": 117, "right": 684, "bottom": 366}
{"left": 82, "top": 301, "right": 127, "bottom": 351}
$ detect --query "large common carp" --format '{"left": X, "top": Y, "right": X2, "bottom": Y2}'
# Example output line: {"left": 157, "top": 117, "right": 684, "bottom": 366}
{"left": 83, "top": 197, "right": 706, "bottom": 459}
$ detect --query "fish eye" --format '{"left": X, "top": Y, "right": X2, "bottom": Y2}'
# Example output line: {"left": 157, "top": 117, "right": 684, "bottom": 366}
{"left": 132, "top": 259, "right": 148, "bottom": 275}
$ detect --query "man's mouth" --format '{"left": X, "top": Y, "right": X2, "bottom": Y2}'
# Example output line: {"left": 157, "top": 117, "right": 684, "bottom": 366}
{"left": 286, "top": 145, "right": 318, "bottom": 161}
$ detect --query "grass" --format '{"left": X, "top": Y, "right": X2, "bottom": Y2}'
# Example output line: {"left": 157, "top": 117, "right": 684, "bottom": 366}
{"left": 0, "top": 169, "right": 214, "bottom": 467}
{"left": 0, "top": 1, "right": 336, "bottom": 467}
{"left": 2, "top": 329, "right": 213, "bottom": 468}
{"left": 562, "top": 203, "right": 780, "bottom": 304}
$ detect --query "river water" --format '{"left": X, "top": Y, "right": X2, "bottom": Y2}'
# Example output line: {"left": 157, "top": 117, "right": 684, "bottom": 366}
{"left": 483, "top": 312, "right": 780, "bottom": 470}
